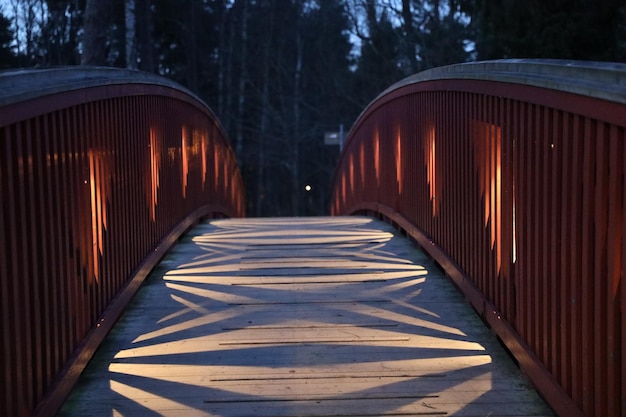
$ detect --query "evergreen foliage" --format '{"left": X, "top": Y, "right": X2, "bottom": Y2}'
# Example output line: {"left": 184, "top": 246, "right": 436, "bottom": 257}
{"left": 464, "top": 0, "right": 626, "bottom": 61}
{"left": 0, "top": 12, "right": 17, "bottom": 68}
{"left": 1, "top": 0, "right": 625, "bottom": 215}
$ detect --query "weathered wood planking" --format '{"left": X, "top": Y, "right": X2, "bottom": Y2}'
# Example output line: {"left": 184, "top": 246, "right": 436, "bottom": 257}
{"left": 57, "top": 216, "right": 553, "bottom": 417}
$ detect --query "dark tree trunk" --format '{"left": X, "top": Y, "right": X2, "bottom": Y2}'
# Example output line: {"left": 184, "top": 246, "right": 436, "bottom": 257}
{"left": 255, "top": 2, "right": 275, "bottom": 217}
{"left": 401, "top": 0, "right": 418, "bottom": 73}
{"left": 235, "top": 0, "right": 248, "bottom": 160}
{"left": 82, "top": 0, "right": 109, "bottom": 65}
{"left": 136, "top": 0, "right": 154, "bottom": 72}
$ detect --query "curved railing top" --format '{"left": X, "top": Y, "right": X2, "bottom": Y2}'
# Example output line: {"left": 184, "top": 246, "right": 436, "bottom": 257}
{"left": 382, "top": 59, "right": 626, "bottom": 104}
{"left": 342, "top": 59, "right": 626, "bottom": 166}
{"left": 0, "top": 66, "right": 194, "bottom": 105}
{"left": 0, "top": 67, "right": 222, "bottom": 129}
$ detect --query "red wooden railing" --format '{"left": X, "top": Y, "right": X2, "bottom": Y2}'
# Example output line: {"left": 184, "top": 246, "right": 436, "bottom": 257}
{"left": 331, "top": 59, "right": 625, "bottom": 417}
{"left": 0, "top": 67, "right": 245, "bottom": 417}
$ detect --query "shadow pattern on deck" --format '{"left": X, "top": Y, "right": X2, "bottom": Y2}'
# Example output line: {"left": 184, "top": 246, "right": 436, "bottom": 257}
{"left": 58, "top": 217, "right": 552, "bottom": 417}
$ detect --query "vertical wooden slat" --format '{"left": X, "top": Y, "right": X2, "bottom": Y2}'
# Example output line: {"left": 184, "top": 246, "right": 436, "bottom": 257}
{"left": 532, "top": 104, "right": 542, "bottom": 354}
{"left": 53, "top": 109, "right": 70, "bottom": 374}
{"left": 32, "top": 115, "right": 51, "bottom": 399}
{"left": 0, "top": 130, "right": 6, "bottom": 412}
{"left": 580, "top": 117, "right": 595, "bottom": 415}
{"left": 453, "top": 92, "right": 462, "bottom": 270}
{"left": 605, "top": 124, "right": 622, "bottom": 417}
{"left": 58, "top": 110, "right": 75, "bottom": 366}
{"left": 84, "top": 105, "right": 94, "bottom": 308}
{"left": 63, "top": 106, "right": 75, "bottom": 350}
{"left": 517, "top": 100, "right": 528, "bottom": 341}
{"left": 97, "top": 99, "right": 107, "bottom": 312}
{"left": 479, "top": 98, "right": 488, "bottom": 292}
{"left": 128, "top": 97, "right": 140, "bottom": 268}
{"left": 508, "top": 98, "right": 515, "bottom": 319}
{"left": 450, "top": 92, "right": 459, "bottom": 271}
{"left": 538, "top": 105, "right": 547, "bottom": 360}
{"left": 485, "top": 96, "right": 492, "bottom": 298}
{"left": 559, "top": 111, "right": 572, "bottom": 396}
{"left": 549, "top": 109, "right": 562, "bottom": 381}
{"left": 104, "top": 99, "right": 118, "bottom": 292}
{"left": 569, "top": 114, "right": 583, "bottom": 406}
{"left": 502, "top": 97, "right": 513, "bottom": 320}
{"left": 47, "top": 109, "right": 64, "bottom": 375}
{"left": 124, "top": 97, "right": 134, "bottom": 279}
{"left": 471, "top": 93, "right": 480, "bottom": 288}
{"left": 593, "top": 122, "right": 609, "bottom": 417}
{"left": 523, "top": 99, "right": 531, "bottom": 339}
{"left": 435, "top": 92, "right": 443, "bottom": 251}
{"left": 22, "top": 118, "right": 41, "bottom": 402}
{"left": 68, "top": 105, "right": 84, "bottom": 347}
{"left": 16, "top": 121, "right": 36, "bottom": 413}
{"left": 622, "top": 127, "right": 626, "bottom": 417}
{"left": 137, "top": 97, "right": 148, "bottom": 263}
{"left": 0, "top": 125, "right": 16, "bottom": 417}
{"left": 494, "top": 97, "right": 502, "bottom": 306}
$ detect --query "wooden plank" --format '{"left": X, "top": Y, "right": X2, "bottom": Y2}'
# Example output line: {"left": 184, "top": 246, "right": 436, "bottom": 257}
{"left": 58, "top": 217, "right": 553, "bottom": 417}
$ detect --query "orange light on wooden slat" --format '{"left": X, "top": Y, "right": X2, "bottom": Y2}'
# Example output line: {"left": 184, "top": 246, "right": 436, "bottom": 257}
{"left": 201, "top": 129, "right": 208, "bottom": 190}
{"left": 425, "top": 124, "right": 438, "bottom": 217}
{"left": 148, "top": 127, "right": 161, "bottom": 222}
{"left": 181, "top": 125, "right": 189, "bottom": 198}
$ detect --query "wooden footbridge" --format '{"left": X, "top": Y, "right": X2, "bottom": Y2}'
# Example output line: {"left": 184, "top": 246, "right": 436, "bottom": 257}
{"left": 1, "top": 61, "right": 625, "bottom": 417}
{"left": 58, "top": 217, "right": 551, "bottom": 416}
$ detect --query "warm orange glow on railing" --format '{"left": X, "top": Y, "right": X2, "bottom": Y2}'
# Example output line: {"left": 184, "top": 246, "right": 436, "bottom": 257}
{"left": 473, "top": 120, "right": 502, "bottom": 273}
{"left": 149, "top": 127, "right": 161, "bottom": 222}
{"left": 425, "top": 124, "right": 438, "bottom": 216}
{"left": 201, "top": 130, "right": 208, "bottom": 190}
{"left": 512, "top": 177, "right": 517, "bottom": 264}
{"left": 191, "top": 129, "right": 202, "bottom": 157}
{"left": 181, "top": 126, "right": 189, "bottom": 198}
{"left": 214, "top": 146, "right": 220, "bottom": 187}
{"left": 395, "top": 127, "right": 403, "bottom": 195}
{"left": 374, "top": 129, "right": 380, "bottom": 186}
{"left": 88, "top": 149, "right": 112, "bottom": 284}
{"left": 331, "top": 61, "right": 626, "bottom": 417}
{"left": 0, "top": 67, "right": 245, "bottom": 417}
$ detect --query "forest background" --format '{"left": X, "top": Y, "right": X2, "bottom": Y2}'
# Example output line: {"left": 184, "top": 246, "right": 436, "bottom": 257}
{"left": 1, "top": 0, "right": 625, "bottom": 216}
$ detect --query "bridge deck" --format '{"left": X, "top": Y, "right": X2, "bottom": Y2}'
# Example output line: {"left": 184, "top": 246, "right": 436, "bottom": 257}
{"left": 58, "top": 217, "right": 552, "bottom": 417}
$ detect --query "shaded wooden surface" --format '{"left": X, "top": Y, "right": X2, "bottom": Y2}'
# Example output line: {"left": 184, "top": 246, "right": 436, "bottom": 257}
{"left": 57, "top": 217, "right": 553, "bottom": 417}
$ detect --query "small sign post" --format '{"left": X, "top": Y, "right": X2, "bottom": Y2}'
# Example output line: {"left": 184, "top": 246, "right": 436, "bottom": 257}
{"left": 324, "top": 124, "right": 344, "bottom": 151}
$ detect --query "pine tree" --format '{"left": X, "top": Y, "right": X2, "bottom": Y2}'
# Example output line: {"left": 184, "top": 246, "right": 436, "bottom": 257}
{"left": 353, "top": 4, "right": 405, "bottom": 108}
{"left": 0, "top": 12, "right": 17, "bottom": 69}
{"left": 465, "top": 0, "right": 626, "bottom": 61}
{"left": 418, "top": 0, "right": 471, "bottom": 69}
{"left": 82, "top": 0, "right": 111, "bottom": 65}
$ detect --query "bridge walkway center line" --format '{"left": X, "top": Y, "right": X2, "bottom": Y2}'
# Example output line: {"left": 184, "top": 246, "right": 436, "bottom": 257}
{"left": 57, "top": 216, "right": 553, "bottom": 417}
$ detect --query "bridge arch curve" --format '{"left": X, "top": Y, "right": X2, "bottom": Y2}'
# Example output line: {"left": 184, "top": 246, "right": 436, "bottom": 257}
{"left": 332, "top": 59, "right": 626, "bottom": 417}
{"left": 0, "top": 67, "right": 245, "bottom": 417}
